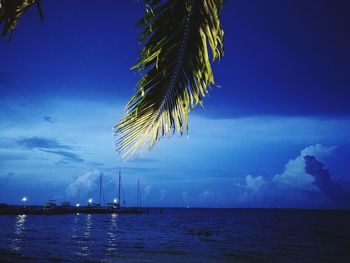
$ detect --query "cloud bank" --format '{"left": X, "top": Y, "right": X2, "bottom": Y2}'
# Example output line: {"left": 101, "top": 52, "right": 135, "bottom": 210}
{"left": 241, "top": 144, "right": 350, "bottom": 208}
{"left": 273, "top": 144, "right": 337, "bottom": 190}
{"left": 304, "top": 155, "right": 350, "bottom": 202}
{"left": 17, "top": 137, "right": 71, "bottom": 150}
{"left": 17, "top": 137, "right": 84, "bottom": 163}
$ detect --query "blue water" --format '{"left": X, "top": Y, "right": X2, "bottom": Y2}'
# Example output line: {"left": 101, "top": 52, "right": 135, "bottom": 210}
{"left": 0, "top": 208, "right": 349, "bottom": 262}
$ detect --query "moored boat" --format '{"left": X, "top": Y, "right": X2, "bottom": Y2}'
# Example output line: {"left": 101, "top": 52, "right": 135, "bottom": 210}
{"left": 0, "top": 171, "right": 148, "bottom": 215}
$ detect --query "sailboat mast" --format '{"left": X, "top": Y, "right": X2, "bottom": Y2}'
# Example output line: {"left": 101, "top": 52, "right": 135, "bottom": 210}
{"left": 137, "top": 179, "right": 140, "bottom": 207}
{"left": 118, "top": 170, "right": 121, "bottom": 206}
{"left": 99, "top": 173, "right": 102, "bottom": 205}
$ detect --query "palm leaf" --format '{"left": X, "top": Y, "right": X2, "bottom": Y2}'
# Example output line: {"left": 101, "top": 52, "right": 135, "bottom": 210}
{"left": 0, "top": 0, "right": 43, "bottom": 37}
{"left": 115, "top": 0, "right": 224, "bottom": 158}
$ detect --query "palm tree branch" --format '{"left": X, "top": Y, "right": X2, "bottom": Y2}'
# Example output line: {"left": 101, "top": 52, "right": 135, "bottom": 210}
{"left": 0, "top": 0, "right": 43, "bottom": 37}
{"left": 116, "top": 0, "right": 224, "bottom": 158}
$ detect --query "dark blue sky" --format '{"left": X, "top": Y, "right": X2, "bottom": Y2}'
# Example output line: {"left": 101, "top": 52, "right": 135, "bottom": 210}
{"left": 1, "top": 0, "right": 349, "bottom": 208}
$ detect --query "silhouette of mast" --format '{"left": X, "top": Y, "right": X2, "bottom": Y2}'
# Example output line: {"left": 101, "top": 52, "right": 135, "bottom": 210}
{"left": 99, "top": 173, "right": 102, "bottom": 205}
{"left": 137, "top": 179, "right": 141, "bottom": 207}
{"left": 118, "top": 170, "right": 121, "bottom": 206}
{"left": 77, "top": 189, "right": 80, "bottom": 204}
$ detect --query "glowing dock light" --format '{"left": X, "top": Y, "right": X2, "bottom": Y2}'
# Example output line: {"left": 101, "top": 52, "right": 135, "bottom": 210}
{"left": 113, "top": 198, "right": 118, "bottom": 203}
{"left": 88, "top": 199, "right": 93, "bottom": 203}
{"left": 21, "top": 197, "right": 27, "bottom": 202}
{"left": 76, "top": 203, "right": 80, "bottom": 207}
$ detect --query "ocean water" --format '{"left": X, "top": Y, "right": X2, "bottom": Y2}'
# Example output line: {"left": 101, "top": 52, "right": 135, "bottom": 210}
{"left": 0, "top": 208, "right": 349, "bottom": 262}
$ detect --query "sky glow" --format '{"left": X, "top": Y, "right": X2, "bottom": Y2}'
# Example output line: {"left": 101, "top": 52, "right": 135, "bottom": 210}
{"left": 1, "top": 0, "right": 349, "bottom": 208}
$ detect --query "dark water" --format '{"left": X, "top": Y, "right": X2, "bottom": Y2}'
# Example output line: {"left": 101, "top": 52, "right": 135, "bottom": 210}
{"left": 0, "top": 208, "right": 349, "bottom": 262}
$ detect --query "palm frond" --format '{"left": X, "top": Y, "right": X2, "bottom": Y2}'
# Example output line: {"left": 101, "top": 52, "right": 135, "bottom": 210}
{"left": 115, "top": 0, "right": 224, "bottom": 158}
{"left": 0, "top": 0, "right": 43, "bottom": 37}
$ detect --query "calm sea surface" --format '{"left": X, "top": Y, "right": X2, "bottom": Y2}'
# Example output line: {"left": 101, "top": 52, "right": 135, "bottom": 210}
{"left": 0, "top": 208, "right": 349, "bottom": 262}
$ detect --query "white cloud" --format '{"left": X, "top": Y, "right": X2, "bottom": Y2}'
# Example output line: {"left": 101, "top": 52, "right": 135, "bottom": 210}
{"left": 241, "top": 175, "right": 266, "bottom": 201}
{"left": 273, "top": 144, "right": 336, "bottom": 190}
{"left": 66, "top": 170, "right": 101, "bottom": 197}
{"left": 301, "top": 144, "right": 337, "bottom": 161}
{"left": 246, "top": 174, "right": 266, "bottom": 191}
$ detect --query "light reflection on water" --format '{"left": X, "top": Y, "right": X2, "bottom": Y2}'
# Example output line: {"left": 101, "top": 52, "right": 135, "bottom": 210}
{"left": 10, "top": 215, "right": 27, "bottom": 252}
{"left": 0, "top": 209, "right": 349, "bottom": 262}
{"left": 69, "top": 213, "right": 81, "bottom": 256}
{"left": 69, "top": 213, "right": 119, "bottom": 257}
{"left": 74, "top": 214, "right": 93, "bottom": 257}
{"left": 106, "top": 213, "right": 119, "bottom": 254}
{"left": 84, "top": 214, "right": 92, "bottom": 239}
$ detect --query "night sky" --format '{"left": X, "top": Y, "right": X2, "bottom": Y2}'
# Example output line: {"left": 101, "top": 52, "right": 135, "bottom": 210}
{"left": 1, "top": 0, "right": 349, "bottom": 208}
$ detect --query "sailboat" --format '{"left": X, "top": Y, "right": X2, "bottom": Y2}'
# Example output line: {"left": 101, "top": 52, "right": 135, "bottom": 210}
{"left": 83, "top": 170, "right": 148, "bottom": 214}
{"left": 114, "top": 170, "right": 148, "bottom": 214}
{"left": 0, "top": 171, "right": 148, "bottom": 215}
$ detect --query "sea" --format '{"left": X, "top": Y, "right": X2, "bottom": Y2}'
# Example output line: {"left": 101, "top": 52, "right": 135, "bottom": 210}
{"left": 0, "top": 208, "right": 349, "bottom": 262}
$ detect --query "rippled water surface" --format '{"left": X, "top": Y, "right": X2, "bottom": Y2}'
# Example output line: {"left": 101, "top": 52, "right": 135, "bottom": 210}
{"left": 0, "top": 208, "right": 350, "bottom": 262}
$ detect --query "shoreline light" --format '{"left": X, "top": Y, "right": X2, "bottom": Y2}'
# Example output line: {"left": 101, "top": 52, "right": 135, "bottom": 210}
{"left": 76, "top": 203, "right": 80, "bottom": 207}
{"left": 21, "top": 197, "right": 27, "bottom": 202}
{"left": 113, "top": 198, "right": 117, "bottom": 203}
{"left": 88, "top": 199, "right": 93, "bottom": 203}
